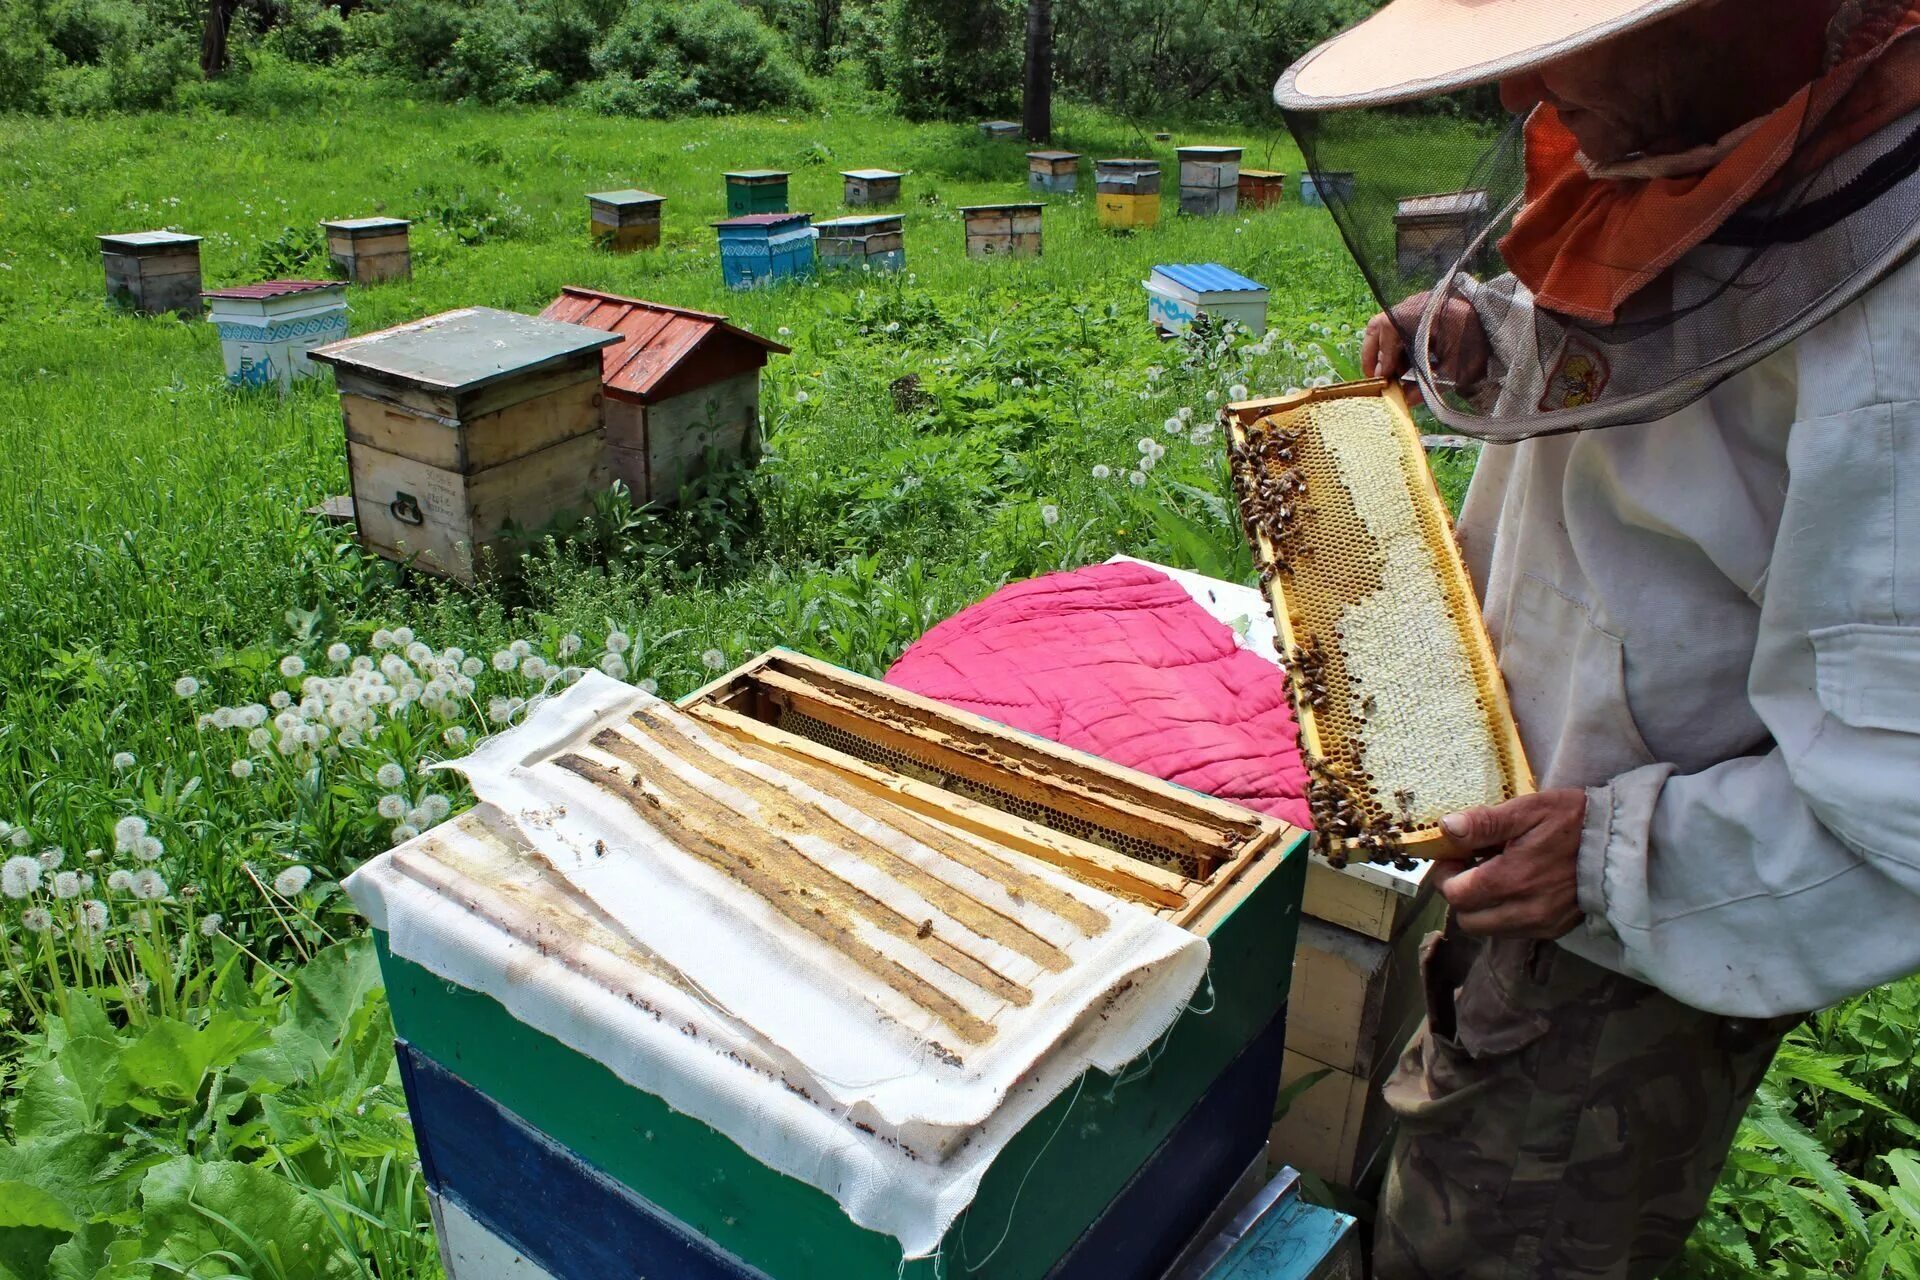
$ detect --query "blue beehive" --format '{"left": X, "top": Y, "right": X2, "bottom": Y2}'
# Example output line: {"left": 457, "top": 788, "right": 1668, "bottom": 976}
{"left": 1144, "top": 264, "right": 1270, "bottom": 337}
{"left": 1299, "top": 172, "right": 1355, "bottom": 208}
{"left": 714, "top": 213, "right": 816, "bottom": 290}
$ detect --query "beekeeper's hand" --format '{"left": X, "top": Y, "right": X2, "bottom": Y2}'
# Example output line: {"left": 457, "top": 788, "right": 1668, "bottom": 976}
{"left": 1361, "top": 294, "right": 1490, "bottom": 406}
{"left": 1430, "top": 790, "right": 1587, "bottom": 939}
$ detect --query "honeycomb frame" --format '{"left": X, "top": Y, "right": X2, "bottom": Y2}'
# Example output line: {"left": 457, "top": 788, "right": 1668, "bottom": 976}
{"left": 1224, "top": 379, "right": 1533, "bottom": 863}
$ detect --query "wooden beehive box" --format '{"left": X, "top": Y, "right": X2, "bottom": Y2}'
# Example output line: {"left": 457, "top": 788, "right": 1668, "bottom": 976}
{"left": 714, "top": 213, "right": 816, "bottom": 290}
{"left": 815, "top": 214, "right": 905, "bottom": 273}
{"left": 1144, "top": 263, "right": 1269, "bottom": 338}
{"left": 1298, "top": 173, "right": 1354, "bottom": 208}
{"left": 359, "top": 650, "right": 1308, "bottom": 1280}
{"left": 538, "top": 286, "right": 788, "bottom": 508}
{"left": 588, "top": 189, "right": 664, "bottom": 252}
{"left": 841, "top": 168, "right": 904, "bottom": 207}
{"left": 1096, "top": 159, "right": 1161, "bottom": 230}
{"left": 724, "top": 170, "right": 790, "bottom": 217}
{"left": 1027, "top": 150, "right": 1080, "bottom": 194}
{"left": 1238, "top": 169, "right": 1288, "bottom": 210}
{"left": 979, "top": 119, "right": 1021, "bottom": 140}
{"left": 960, "top": 203, "right": 1042, "bottom": 259}
{"left": 322, "top": 217, "right": 412, "bottom": 285}
{"left": 99, "top": 231, "right": 203, "bottom": 316}
{"left": 203, "top": 279, "right": 347, "bottom": 391}
{"left": 1394, "top": 188, "right": 1492, "bottom": 279}
{"left": 1177, "top": 146, "right": 1242, "bottom": 217}
{"left": 1225, "top": 381, "right": 1533, "bottom": 864}
{"left": 309, "top": 307, "right": 619, "bottom": 584}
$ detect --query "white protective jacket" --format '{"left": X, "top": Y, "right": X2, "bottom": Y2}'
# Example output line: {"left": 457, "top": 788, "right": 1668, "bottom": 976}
{"left": 1458, "top": 244, "right": 1920, "bottom": 1019}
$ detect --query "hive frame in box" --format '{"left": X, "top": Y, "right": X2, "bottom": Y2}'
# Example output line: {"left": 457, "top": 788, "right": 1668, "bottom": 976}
{"left": 1223, "top": 380, "right": 1532, "bottom": 862}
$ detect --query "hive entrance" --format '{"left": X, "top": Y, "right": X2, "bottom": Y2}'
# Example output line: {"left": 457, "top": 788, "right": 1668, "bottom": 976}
{"left": 1227, "top": 381, "right": 1531, "bottom": 863}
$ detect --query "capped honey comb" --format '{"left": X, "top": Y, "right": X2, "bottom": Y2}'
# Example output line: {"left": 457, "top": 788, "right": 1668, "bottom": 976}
{"left": 1225, "top": 380, "right": 1533, "bottom": 863}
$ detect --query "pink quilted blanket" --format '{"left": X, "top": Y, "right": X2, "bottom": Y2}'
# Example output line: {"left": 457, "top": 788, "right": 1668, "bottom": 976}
{"left": 885, "top": 561, "right": 1312, "bottom": 829}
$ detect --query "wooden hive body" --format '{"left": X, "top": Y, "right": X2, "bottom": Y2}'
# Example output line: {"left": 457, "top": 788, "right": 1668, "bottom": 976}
{"left": 202, "top": 279, "right": 347, "bottom": 391}
{"left": 841, "top": 169, "right": 904, "bottom": 207}
{"left": 322, "top": 217, "right": 412, "bottom": 285}
{"left": 99, "top": 231, "right": 203, "bottom": 316}
{"left": 724, "top": 170, "right": 791, "bottom": 217}
{"left": 1096, "top": 160, "right": 1161, "bottom": 229}
{"left": 1393, "top": 189, "right": 1493, "bottom": 279}
{"left": 539, "top": 286, "right": 788, "bottom": 508}
{"left": 1237, "top": 169, "right": 1288, "bottom": 210}
{"left": 369, "top": 650, "right": 1307, "bottom": 1280}
{"left": 979, "top": 120, "right": 1021, "bottom": 140}
{"left": 587, "top": 189, "right": 664, "bottom": 253}
{"left": 1177, "top": 146, "right": 1243, "bottom": 217}
{"left": 1144, "top": 264, "right": 1269, "bottom": 338}
{"left": 1027, "top": 150, "right": 1080, "bottom": 194}
{"left": 815, "top": 214, "right": 905, "bottom": 273}
{"left": 960, "top": 204, "right": 1042, "bottom": 259}
{"left": 714, "top": 213, "right": 815, "bottom": 289}
{"left": 309, "top": 307, "right": 619, "bottom": 584}
{"left": 1298, "top": 173, "right": 1354, "bottom": 208}
{"left": 1225, "top": 381, "right": 1533, "bottom": 864}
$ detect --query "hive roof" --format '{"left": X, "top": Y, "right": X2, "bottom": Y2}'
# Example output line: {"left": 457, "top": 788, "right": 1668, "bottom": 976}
{"left": 540, "top": 286, "right": 789, "bottom": 403}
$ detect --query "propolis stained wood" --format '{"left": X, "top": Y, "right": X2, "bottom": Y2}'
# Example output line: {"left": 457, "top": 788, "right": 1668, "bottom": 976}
{"left": 961, "top": 203, "right": 1042, "bottom": 259}
{"left": 99, "top": 231, "right": 203, "bottom": 316}
{"left": 841, "top": 168, "right": 904, "bottom": 207}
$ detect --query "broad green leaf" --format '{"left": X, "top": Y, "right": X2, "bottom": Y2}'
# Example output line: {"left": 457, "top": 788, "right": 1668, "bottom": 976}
{"left": 0, "top": 1181, "right": 78, "bottom": 1280}
{"left": 0, "top": 1136, "right": 136, "bottom": 1221}
{"left": 137, "top": 1158, "right": 352, "bottom": 1280}
{"left": 46, "top": 1221, "right": 119, "bottom": 1280}
{"left": 12, "top": 1057, "right": 98, "bottom": 1141}
{"left": 1752, "top": 1103, "right": 1871, "bottom": 1243}
{"left": 118, "top": 1012, "right": 272, "bottom": 1103}
{"left": 240, "top": 938, "right": 383, "bottom": 1088}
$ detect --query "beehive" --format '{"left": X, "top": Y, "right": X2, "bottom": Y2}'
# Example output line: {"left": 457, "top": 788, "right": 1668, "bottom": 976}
{"left": 99, "top": 231, "right": 203, "bottom": 316}
{"left": 308, "top": 307, "right": 619, "bottom": 585}
{"left": 1177, "top": 146, "right": 1242, "bottom": 217}
{"left": 1238, "top": 169, "right": 1288, "bottom": 210}
{"left": 1144, "top": 264, "right": 1268, "bottom": 338}
{"left": 1027, "top": 150, "right": 1080, "bottom": 194}
{"left": 351, "top": 652, "right": 1307, "bottom": 1280}
{"left": 960, "top": 204, "right": 1042, "bottom": 259}
{"left": 815, "top": 214, "right": 905, "bottom": 273}
{"left": 714, "top": 213, "right": 816, "bottom": 289}
{"left": 203, "top": 279, "right": 347, "bottom": 391}
{"left": 1298, "top": 173, "right": 1354, "bottom": 208}
{"left": 322, "top": 217, "right": 412, "bottom": 285}
{"left": 1225, "top": 381, "right": 1532, "bottom": 863}
{"left": 1096, "top": 159, "right": 1161, "bottom": 230}
{"left": 588, "top": 189, "right": 665, "bottom": 252}
{"left": 1394, "top": 189, "right": 1492, "bottom": 279}
{"left": 539, "top": 286, "right": 789, "bottom": 507}
{"left": 979, "top": 119, "right": 1021, "bottom": 140}
{"left": 724, "top": 170, "right": 790, "bottom": 217}
{"left": 841, "top": 168, "right": 904, "bottom": 207}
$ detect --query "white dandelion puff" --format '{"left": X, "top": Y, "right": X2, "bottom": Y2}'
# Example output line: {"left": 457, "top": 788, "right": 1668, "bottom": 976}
{"left": 274, "top": 865, "right": 313, "bottom": 896}
{"left": 112, "top": 751, "right": 136, "bottom": 771}
{"left": 1129, "top": 470, "right": 1147, "bottom": 487}
{"left": 605, "top": 630, "right": 631, "bottom": 654}
{"left": 1164, "top": 417, "right": 1184, "bottom": 435}
{"left": 1092, "top": 464, "right": 1111, "bottom": 480}
{"left": 599, "top": 654, "right": 629, "bottom": 681}
{"left": 249, "top": 727, "right": 272, "bottom": 752}
{"left": 2, "top": 856, "right": 41, "bottom": 899}
{"left": 391, "top": 824, "right": 420, "bottom": 843}
{"left": 79, "top": 900, "right": 108, "bottom": 935}
{"left": 558, "top": 634, "right": 582, "bottom": 659}
{"left": 491, "top": 650, "right": 516, "bottom": 673}
{"left": 21, "top": 907, "right": 52, "bottom": 933}
{"left": 702, "top": 649, "right": 728, "bottom": 672}
{"left": 442, "top": 726, "right": 468, "bottom": 747}
{"left": 270, "top": 690, "right": 293, "bottom": 710}
{"left": 1229, "top": 384, "right": 1250, "bottom": 400}
{"left": 377, "top": 794, "right": 407, "bottom": 820}
{"left": 7, "top": 829, "right": 29, "bottom": 848}
{"left": 423, "top": 794, "right": 452, "bottom": 821}
{"left": 327, "top": 642, "right": 352, "bottom": 663}
{"left": 637, "top": 677, "right": 659, "bottom": 695}
{"left": 135, "top": 835, "right": 164, "bottom": 862}
{"left": 173, "top": 675, "right": 201, "bottom": 698}
{"left": 230, "top": 759, "right": 253, "bottom": 780}
{"left": 38, "top": 847, "right": 63, "bottom": 870}
{"left": 52, "top": 870, "right": 81, "bottom": 899}
{"left": 392, "top": 626, "right": 415, "bottom": 647}
{"left": 794, "top": 390, "right": 810, "bottom": 403}
{"left": 199, "top": 913, "right": 223, "bottom": 937}
{"left": 131, "top": 869, "right": 168, "bottom": 901}
{"left": 1040, "top": 504, "right": 1060, "bottom": 527}
{"left": 371, "top": 628, "right": 395, "bottom": 650}
{"left": 279, "top": 654, "right": 306, "bottom": 679}
{"left": 461, "top": 656, "right": 484, "bottom": 678}
{"left": 375, "top": 762, "right": 406, "bottom": 789}
{"left": 107, "top": 869, "right": 134, "bottom": 894}
{"left": 113, "top": 816, "right": 148, "bottom": 852}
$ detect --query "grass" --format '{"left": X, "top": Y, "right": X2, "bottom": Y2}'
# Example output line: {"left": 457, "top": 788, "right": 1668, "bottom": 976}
{"left": 0, "top": 78, "right": 1914, "bottom": 1279}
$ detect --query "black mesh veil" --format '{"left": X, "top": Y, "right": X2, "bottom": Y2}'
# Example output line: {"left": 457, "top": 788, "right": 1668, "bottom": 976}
{"left": 1281, "top": 88, "right": 1920, "bottom": 441}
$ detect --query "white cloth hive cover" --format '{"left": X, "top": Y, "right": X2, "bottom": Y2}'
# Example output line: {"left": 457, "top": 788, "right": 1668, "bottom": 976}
{"left": 345, "top": 672, "right": 1211, "bottom": 1257}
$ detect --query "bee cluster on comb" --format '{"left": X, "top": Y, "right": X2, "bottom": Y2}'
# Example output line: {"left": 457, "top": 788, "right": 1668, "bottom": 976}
{"left": 1225, "top": 381, "right": 1532, "bottom": 867}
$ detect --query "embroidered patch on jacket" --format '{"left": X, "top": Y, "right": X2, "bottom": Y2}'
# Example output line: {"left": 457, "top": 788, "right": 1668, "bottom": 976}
{"left": 1539, "top": 335, "right": 1613, "bottom": 411}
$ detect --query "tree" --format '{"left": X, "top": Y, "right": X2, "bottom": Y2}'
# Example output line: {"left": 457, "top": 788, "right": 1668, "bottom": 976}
{"left": 200, "top": 0, "right": 237, "bottom": 76}
{"left": 1022, "top": 0, "right": 1052, "bottom": 142}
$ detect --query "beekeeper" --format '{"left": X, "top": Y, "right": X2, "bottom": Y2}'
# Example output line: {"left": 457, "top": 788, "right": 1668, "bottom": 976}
{"left": 1274, "top": 1, "right": 1920, "bottom": 1275}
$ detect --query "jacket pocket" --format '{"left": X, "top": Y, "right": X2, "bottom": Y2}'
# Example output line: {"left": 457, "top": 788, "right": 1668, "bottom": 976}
{"left": 1811, "top": 624, "right": 1920, "bottom": 733}
{"left": 1500, "top": 573, "right": 1659, "bottom": 783}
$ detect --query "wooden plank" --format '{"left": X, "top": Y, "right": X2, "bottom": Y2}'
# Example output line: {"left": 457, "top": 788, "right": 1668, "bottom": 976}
{"left": 307, "top": 493, "right": 356, "bottom": 524}
{"left": 1267, "top": 1047, "right": 1399, "bottom": 1190}
{"left": 1301, "top": 858, "right": 1433, "bottom": 941}
{"left": 462, "top": 377, "right": 603, "bottom": 472}
{"left": 688, "top": 704, "right": 1193, "bottom": 911}
{"left": 1286, "top": 902, "right": 1437, "bottom": 1076}
{"left": 346, "top": 441, "right": 475, "bottom": 580}
{"left": 343, "top": 394, "right": 462, "bottom": 471}
{"left": 334, "top": 368, "right": 461, "bottom": 425}
{"left": 466, "top": 430, "right": 608, "bottom": 546}
{"left": 349, "top": 231, "right": 411, "bottom": 257}
{"left": 643, "top": 372, "right": 758, "bottom": 505}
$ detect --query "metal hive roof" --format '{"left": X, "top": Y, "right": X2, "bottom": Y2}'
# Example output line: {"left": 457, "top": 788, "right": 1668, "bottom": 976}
{"left": 201, "top": 279, "right": 342, "bottom": 300}
{"left": 540, "top": 286, "right": 789, "bottom": 402}
{"left": 1152, "top": 263, "right": 1268, "bottom": 295}
{"left": 712, "top": 212, "right": 811, "bottom": 229}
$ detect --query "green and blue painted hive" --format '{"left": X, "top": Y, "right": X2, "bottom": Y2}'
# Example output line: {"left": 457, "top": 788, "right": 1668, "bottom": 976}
{"left": 725, "top": 169, "right": 791, "bottom": 216}
{"left": 350, "top": 651, "right": 1307, "bottom": 1280}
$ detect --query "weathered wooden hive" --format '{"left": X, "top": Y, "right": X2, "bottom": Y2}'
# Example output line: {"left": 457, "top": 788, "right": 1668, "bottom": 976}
{"left": 1027, "top": 149, "right": 1080, "bottom": 194}
{"left": 724, "top": 170, "right": 791, "bottom": 217}
{"left": 815, "top": 214, "right": 905, "bottom": 273}
{"left": 99, "top": 231, "right": 203, "bottom": 316}
{"left": 841, "top": 168, "right": 904, "bottom": 207}
{"left": 203, "top": 279, "right": 347, "bottom": 391}
{"left": 1144, "top": 264, "right": 1269, "bottom": 338}
{"left": 588, "top": 189, "right": 665, "bottom": 253}
{"left": 322, "top": 217, "right": 412, "bottom": 285}
{"left": 1394, "top": 188, "right": 1493, "bottom": 279}
{"left": 1237, "top": 169, "right": 1288, "bottom": 210}
{"left": 1225, "top": 381, "right": 1534, "bottom": 865}
{"left": 1096, "top": 159, "right": 1161, "bottom": 230}
{"left": 347, "top": 650, "right": 1308, "bottom": 1280}
{"left": 1177, "top": 146, "right": 1243, "bottom": 217}
{"left": 979, "top": 119, "right": 1021, "bottom": 140}
{"left": 714, "top": 213, "right": 816, "bottom": 289}
{"left": 960, "top": 203, "right": 1043, "bottom": 259}
{"left": 308, "top": 307, "right": 618, "bottom": 585}
{"left": 1298, "top": 173, "right": 1355, "bottom": 208}
{"left": 539, "top": 286, "right": 788, "bottom": 508}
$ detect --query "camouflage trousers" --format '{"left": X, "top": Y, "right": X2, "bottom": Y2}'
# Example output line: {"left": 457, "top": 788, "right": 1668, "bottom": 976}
{"left": 1372, "top": 924, "right": 1801, "bottom": 1280}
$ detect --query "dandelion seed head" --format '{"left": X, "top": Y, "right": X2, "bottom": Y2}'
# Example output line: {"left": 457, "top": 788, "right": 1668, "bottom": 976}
{"left": 377, "top": 794, "right": 407, "bottom": 820}
{"left": 637, "top": 677, "right": 659, "bottom": 695}
{"left": 371, "top": 628, "right": 395, "bottom": 650}
{"left": 392, "top": 627, "right": 415, "bottom": 647}
{"left": 1229, "top": 384, "right": 1250, "bottom": 400}
{"left": 131, "top": 869, "right": 168, "bottom": 901}
{"left": 274, "top": 865, "right": 313, "bottom": 896}
{"left": 391, "top": 824, "right": 420, "bottom": 843}
{"left": 491, "top": 650, "right": 516, "bottom": 673}
{"left": 558, "top": 634, "right": 582, "bottom": 659}
{"left": 38, "top": 847, "right": 62, "bottom": 870}
{"left": 279, "top": 654, "right": 306, "bottom": 679}
{"left": 1164, "top": 417, "right": 1183, "bottom": 435}
{"left": 1092, "top": 464, "right": 1111, "bottom": 480}
{"left": 442, "top": 726, "right": 468, "bottom": 747}
{"left": 249, "top": 728, "right": 272, "bottom": 752}
{"left": 7, "top": 829, "right": 29, "bottom": 848}
{"left": 605, "top": 630, "right": 631, "bottom": 654}
{"left": 423, "top": 794, "right": 452, "bottom": 820}
{"left": 107, "top": 869, "right": 134, "bottom": 894}
{"left": 21, "top": 907, "right": 52, "bottom": 933}
{"left": 79, "top": 900, "right": 108, "bottom": 935}
{"left": 230, "top": 759, "right": 253, "bottom": 780}
{"left": 52, "top": 870, "right": 81, "bottom": 899}
{"left": 702, "top": 649, "right": 728, "bottom": 672}
{"left": 1129, "top": 470, "right": 1147, "bottom": 487}
{"left": 1040, "top": 503, "right": 1060, "bottom": 527}
{"left": 113, "top": 816, "right": 148, "bottom": 851}
{"left": 327, "top": 642, "right": 352, "bottom": 663}
{"left": 406, "top": 642, "right": 432, "bottom": 665}
{"left": 199, "top": 913, "right": 223, "bottom": 937}
{"left": 2, "top": 856, "right": 41, "bottom": 899}
{"left": 599, "top": 654, "right": 629, "bottom": 682}
{"left": 461, "top": 656, "right": 484, "bottom": 678}
{"left": 375, "top": 762, "right": 406, "bottom": 789}
{"left": 173, "top": 675, "right": 201, "bottom": 699}
{"left": 794, "top": 390, "right": 810, "bottom": 403}
{"left": 112, "top": 751, "right": 136, "bottom": 771}
{"left": 270, "top": 690, "right": 292, "bottom": 710}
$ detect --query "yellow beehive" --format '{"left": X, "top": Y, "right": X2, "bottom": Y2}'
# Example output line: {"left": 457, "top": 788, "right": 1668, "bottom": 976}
{"left": 1225, "top": 380, "right": 1532, "bottom": 863}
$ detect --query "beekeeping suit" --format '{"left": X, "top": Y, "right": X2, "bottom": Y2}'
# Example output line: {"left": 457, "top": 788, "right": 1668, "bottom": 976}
{"left": 1274, "top": 1, "right": 1920, "bottom": 1276}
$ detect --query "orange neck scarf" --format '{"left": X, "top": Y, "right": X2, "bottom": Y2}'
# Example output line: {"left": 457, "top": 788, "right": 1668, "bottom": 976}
{"left": 1501, "top": 4, "right": 1920, "bottom": 324}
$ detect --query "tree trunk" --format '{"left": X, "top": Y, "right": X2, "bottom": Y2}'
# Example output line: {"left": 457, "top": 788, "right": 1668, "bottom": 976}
{"left": 200, "top": 0, "right": 235, "bottom": 78}
{"left": 1022, "top": 0, "right": 1052, "bottom": 143}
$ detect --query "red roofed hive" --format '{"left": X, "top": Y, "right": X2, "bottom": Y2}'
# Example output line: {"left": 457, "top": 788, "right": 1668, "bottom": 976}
{"left": 539, "top": 287, "right": 790, "bottom": 507}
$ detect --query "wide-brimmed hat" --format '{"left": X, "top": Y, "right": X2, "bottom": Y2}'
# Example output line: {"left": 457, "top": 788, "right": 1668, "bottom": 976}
{"left": 1276, "top": 0, "right": 1711, "bottom": 111}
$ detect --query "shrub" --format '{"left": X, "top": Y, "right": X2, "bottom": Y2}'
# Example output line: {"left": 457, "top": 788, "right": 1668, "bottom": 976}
{"left": 887, "top": 0, "right": 1019, "bottom": 120}
{"left": 587, "top": 0, "right": 810, "bottom": 117}
{"left": 260, "top": 0, "right": 350, "bottom": 64}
